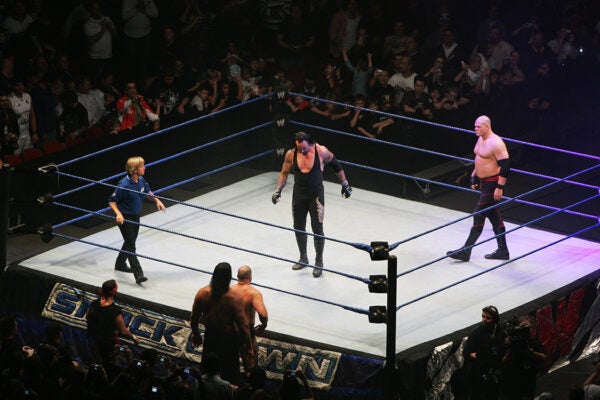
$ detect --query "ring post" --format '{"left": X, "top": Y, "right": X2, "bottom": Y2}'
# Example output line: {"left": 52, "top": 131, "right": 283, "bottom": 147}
{"left": 369, "top": 241, "right": 398, "bottom": 398}
{"left": 0, "top": 163, "right": 10, "bottom": 276}
{"left": 385, "top": 255, "right": 398, "bottom": 399}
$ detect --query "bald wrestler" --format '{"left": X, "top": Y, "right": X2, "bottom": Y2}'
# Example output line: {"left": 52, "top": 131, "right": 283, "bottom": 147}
{"left": 447, "top": 115, "right": 510, "bottom": 261}
{"left": 229, "top": 265, "right": 268, "bottom": 365}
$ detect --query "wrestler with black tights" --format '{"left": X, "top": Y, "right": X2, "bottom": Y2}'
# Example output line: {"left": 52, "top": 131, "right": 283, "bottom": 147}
{"left": 447, "top": 115, "right": 510, "bottom": 261}
{"left": 272, "top": 131, "right": 351, "bottom": 277}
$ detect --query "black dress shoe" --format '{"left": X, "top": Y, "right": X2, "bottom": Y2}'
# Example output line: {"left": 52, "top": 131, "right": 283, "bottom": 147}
{"left": 115, "top": 264, "right": 133, "bottom": 273}
{"left": 135, "top": 274, "right": 148, "bottom": 284}
{"left": 446, "top": 248, "right": 471, "bottom": 262}
{"left": 313, "top": 261, "right": 323, "bottom": 278}
{"left": 292, "top": 258, "right": 308, "bottom": 270}
{"left": 484, "top": 248, "right": 510, "bottom": 260}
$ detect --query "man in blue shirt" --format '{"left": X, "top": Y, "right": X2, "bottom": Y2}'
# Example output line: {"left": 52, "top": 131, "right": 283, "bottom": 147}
{"left": 109, "top": 156, "right": 165, "bottom": 283}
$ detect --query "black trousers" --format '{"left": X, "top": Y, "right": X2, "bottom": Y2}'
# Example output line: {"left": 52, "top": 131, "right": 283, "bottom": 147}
{"left": 115, "top": 214, "right": 141, "bottom": 268}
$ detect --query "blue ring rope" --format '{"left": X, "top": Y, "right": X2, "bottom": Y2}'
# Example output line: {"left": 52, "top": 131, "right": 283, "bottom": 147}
{"left": 289, "top": 92, "right": 600, "bottom": 161}
{"left": 396, "top": 221, "right": 600, "bottom": 311}
{"left": 340, "top": 160, "right": 599, "bottom": 222}
{"left": 292, "top": 120, "right": 473, "bottom": 162}
{"left": 51, "top": 148, "right": 599, "bottom": 261}
{"left": 56, "top": 94, "right": 273, "bottom": 168}
{"left": 54, "top": 121, "right": 273, "bottom": 199}
{"left": 53, "top": 150, "right": 273, "bottom": 229}
{"left": 52, "top": 200, "right": 369, "bottom": 284}
{"left": 290, "top": 120, "right": 599, "bottom": 191}
{"left": 322, "top": 160, "right": 599, "bottom": 254}
{"left": 50, "top": 231, "right": 369, "bottom": 315}
{"left": 387, "top": 162, "right": 600, "bottom": 252}
{"left": 53, "top": 158, "right": 368, "bottom": 252}
{"left": 397, "top": 192, "right": 600, "bottom": 278}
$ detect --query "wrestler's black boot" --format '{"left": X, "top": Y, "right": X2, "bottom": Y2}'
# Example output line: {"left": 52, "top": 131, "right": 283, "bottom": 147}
{"left": 313, "top": 237, "right": 324, "bottom": 278}
{"left": 446, "top": 227, "right": 481, "bottom": 262}
{"left": 292, "top": 233, "right": 309, "bottom": 270}
{"left": 485, "top": 227, "right": 510, "bottom": 260}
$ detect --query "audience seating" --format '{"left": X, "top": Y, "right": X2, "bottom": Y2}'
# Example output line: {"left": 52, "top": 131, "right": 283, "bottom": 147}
{"left": 65, "top": 136, "right": 86, "bottom": 148}
{"left": 43, "top": 140, "right": 65, "bottom": 155}
{"left": 85, "top": 126, "right": 106, "bottom": 141}
{"left": 3, "top": 154, "right": 23, "bottom": 166}
{"left": 22, "top": 148, "right": 44, "bottom": 162}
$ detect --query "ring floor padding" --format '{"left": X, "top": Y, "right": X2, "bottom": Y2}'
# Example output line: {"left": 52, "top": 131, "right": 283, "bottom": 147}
{"left": 18, "top": 173, "right": 600, "bottom": 357}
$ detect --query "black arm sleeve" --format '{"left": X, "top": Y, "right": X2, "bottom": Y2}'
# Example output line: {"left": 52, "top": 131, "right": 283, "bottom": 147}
{"left": 328, "top": 156, "right": 343, "bottom": 172}
{"left": 498, "top": 158, "right": 511, "bottom": 178}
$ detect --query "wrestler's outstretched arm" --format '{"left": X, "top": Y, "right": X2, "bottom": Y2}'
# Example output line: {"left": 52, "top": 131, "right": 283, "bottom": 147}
{"left": 272, "top": 149, "right": 293, "bottom": 204}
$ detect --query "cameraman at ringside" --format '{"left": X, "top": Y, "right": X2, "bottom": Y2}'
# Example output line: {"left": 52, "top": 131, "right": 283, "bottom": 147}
{"left": 499, "top": 315, "right": 546, "bottom": 400}
{"left": 463, "top": 305, "right": 506, "bottom": 400}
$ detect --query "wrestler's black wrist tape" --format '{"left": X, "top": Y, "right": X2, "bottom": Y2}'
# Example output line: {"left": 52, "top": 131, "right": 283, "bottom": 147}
{"left": 496, "top": 184, "right": 505, "bottom": 190}
{"left": 272, "top": 188, "right": 282, "bottom": 204}
{"left": 470, "top": 175, "right": 479, "bottom": 187}
{"left": 341, "top": 181, "right": 352, "bottom": 198}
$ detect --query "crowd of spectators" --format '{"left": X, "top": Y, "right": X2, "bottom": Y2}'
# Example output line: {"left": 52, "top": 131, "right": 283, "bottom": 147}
{"left": 0, "top": 314, "right": 315, "bottom": 399}
{"left": 0, "top": 0, "right": 598, "bottom": 165}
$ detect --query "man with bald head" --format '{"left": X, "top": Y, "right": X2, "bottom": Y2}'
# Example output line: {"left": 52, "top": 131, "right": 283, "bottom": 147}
{"left": 229, "top": 265, "right": 268, "bottom": 366}
{"left": 447, "top": 115, "right": 510, "bottom": 262}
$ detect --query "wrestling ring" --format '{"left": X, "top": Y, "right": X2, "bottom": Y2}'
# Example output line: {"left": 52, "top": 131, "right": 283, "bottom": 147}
{"left": 2, "top": 92, "right": 600, "bottom": 398}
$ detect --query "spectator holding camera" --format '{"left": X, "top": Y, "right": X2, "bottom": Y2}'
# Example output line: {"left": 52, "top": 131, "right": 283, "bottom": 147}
{"left": 500, "top": 316, "right": 546, "bottom": 400}
{"left": 84, "top": 1, "right": 117, "bottom": 78}
{"left": 547, "top": 27, "right": 578, "bottom": 68}
{"left": 463, "top": 305, "right": 506, "bottom": 400}
{"left": 279, "top": 369, "right": 314, "bottom": 400}
{"left": 121, "top": 0, "right": 159, "bottom": 84}
{"left": 116, "top": 80, "right": 160, "bottom": 133}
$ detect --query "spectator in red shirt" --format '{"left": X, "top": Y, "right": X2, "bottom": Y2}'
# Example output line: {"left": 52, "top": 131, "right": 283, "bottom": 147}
{"left": 115, "top": 81, "right": 159, "bottom": 134}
